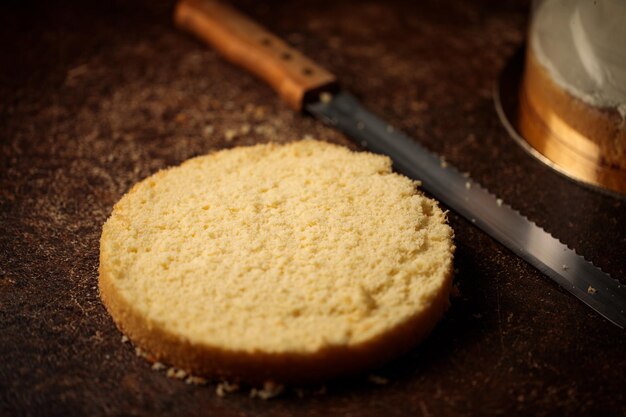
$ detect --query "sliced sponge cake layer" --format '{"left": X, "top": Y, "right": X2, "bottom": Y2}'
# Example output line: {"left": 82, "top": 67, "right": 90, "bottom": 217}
{"left": 99, "top": 140, "right": 455, "bottom": 383}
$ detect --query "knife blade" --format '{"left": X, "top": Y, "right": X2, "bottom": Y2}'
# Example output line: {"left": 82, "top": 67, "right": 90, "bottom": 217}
{"left": 174, "top": 0, "right": 626, "bottom": 328}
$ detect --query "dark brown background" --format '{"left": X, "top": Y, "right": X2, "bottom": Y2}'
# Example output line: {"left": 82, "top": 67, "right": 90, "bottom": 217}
{"left": 1, "top": 0, "right": 625, "bottom": 416}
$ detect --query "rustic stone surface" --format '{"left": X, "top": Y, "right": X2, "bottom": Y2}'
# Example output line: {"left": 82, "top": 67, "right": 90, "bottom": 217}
{"left": 1, "top": 0, "right": 624, "bottom": 416}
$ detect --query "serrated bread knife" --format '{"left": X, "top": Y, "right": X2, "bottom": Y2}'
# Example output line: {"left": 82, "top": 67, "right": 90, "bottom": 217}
{"left": 174, "top": 0, "right": 626, "bottom": 328}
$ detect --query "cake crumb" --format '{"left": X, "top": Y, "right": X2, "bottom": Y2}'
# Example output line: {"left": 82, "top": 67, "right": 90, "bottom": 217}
{"left": 562, "top": 264, "right": 568, "bottom": 271}
{"left": 135, "top": 346, "right": 147, "bottom": 358}
{"left": 320, "top": 92, "right": 333, "bottom": 104}
{"left": 224, "top": 129, "right": 237, "bottom": 142}
{"left": 253, "top": 124, "right": 275, "bottom": 136}
{"left": 185, "top": 375, "right": 208, "bottom": 386}
{"left": 496, "top": 198, "right": 503, "bottom": 207}
{"left": 121, "top": 335, "right": 129, "bottom": 343}
{"left": 166, "top": 367, "right": 187, "bottom": 380}
{"left": 368, "top": 374, "right": 389, "bottom": 385}
{"left": 250, "top": 381, "right": 284, "bottom": 400}
{"left": 216, "top": 381, "right": 239, "bottom": 397}
{"left": 587, "top": 286, "right": 597, "bottom": 295}
{"left": 465, "top": 181, "right": 471, "bottom": 189}
{"left": 440, "top": 158, "right": 448, "bottom": 168}
{"left": 151, "top": 362, "right": 166, "bottom": 371}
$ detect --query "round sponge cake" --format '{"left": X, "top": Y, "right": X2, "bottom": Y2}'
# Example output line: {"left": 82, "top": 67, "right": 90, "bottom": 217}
{"left": 99, "top": 140, "right": 455, "bottom": 383}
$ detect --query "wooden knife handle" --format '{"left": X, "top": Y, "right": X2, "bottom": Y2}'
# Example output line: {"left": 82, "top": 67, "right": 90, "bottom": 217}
{"left": 174, "top": 0, "right": 336, "bottom": 111}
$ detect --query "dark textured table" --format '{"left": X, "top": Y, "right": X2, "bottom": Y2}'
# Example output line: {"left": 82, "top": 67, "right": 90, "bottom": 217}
{"left": 1, "top": 1, "right": 625, "bottom": 416}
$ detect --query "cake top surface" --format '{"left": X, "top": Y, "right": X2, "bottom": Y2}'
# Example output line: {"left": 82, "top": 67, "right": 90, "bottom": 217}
{"left": 100, "top": 140, "right": 454, "bottom": 354}
{"left": 531, "top": 0, "right": 626, "bottom": 115}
